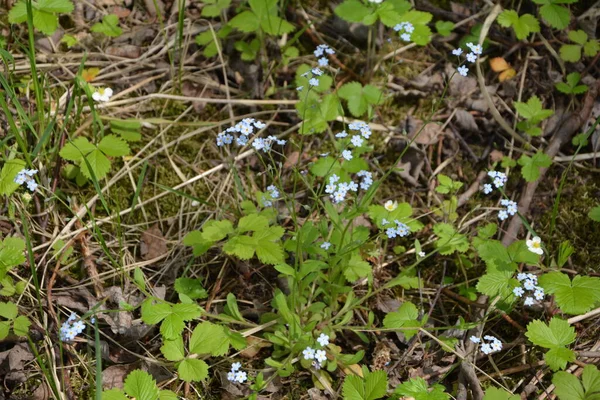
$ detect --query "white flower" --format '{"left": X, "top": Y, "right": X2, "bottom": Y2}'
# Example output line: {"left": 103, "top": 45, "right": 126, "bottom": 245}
{"left": 315, "top": 349, "right": 327, "bottom": 363}
{"left": 483, "top": 184, "right": 493, "bottom": 194}
{"left": 523, "top": 279, "right": 536, "bottom": 291}
{"left": 303, "top": 347, "right": 316, "bottom": 360}
{"left": 368, "top": 0, "right": 383, "bottom": 3}
{"left": 384, "top": 200, "right": 398, "bottom": 211}
{"left": 321, "top": 242, "right": 331, "bottom": 250}
{"left": 534, "top": 288, "right": 545, "bottom": 301}
{"left": 513, "top": 287, "right": 524, "bottom": 297}
{"left": 386, "top": 227, "right": 397, "bottom": 238}
{"left": 231, "top": 362, "right": 241, "bottom": 371}
{"left": 312, "top": 68, "right": 324, "bottom": 76}
{"left": 227, "top": 371, "right": 236, "bottom": 381}
{"left": 517, "top": 273, "right": 528, "bottom": 281}
{"left": 467, "top": 42, "right": 483, "bottom": 55}
{"left": 329, "top": 174, "right": 340, "bottom": 183}
{"left": 309, "top": 78, "right": 319, "bottom": 87}
{"left": 400, "top": 33, "right": 411, "bottom": 42}
{"left": 395, "top": 221, "right": 410, "bottom": 237}
{"left": 318, "top": 57, "right": 329, "bottom": 67}
{"left": 296, "top": 86, "right": 304, "bottom": 91}
{"left": 342, "top": 150, "right": 353, "bottom": 160}
{"left": 466, "top": 52, "right": 477, "bottom": 63}
{"left": 526, "top": 236, "right": 543, "bottom": 255}
{"left": 480, "top": 343, "right": 493, "bottom": 354}
{"left": 457, "top": 65, "right": 469, "bottom": 77}
{"left": 92, "top": 87, "right": 113, "bottom": 102}
{"left": 498, "top": 210, "right": 508, "bottom": 220}
{"left": 452, "top": 48, "right": 463, "bottom": 56}
{"left": 235, "top": 371, "right": 247, "bottom": 383}
{"left": 336, "top": 130, "right": 348, "bottom": 138}
{"left": 317, "top": 333, "right": 330, "bottom": 347}
{"left": 418, "top": 251, "right": 425, "bottom": 257}
{"left": 382, "top": 218, "right": 389, "bottom": 225}
{"left": 524, "top": 297, "right": 535, "bottom": 306}
{"left": 470, "top": 336, "right": 481, "bottom": 343}
{"left": 351, "top": 135, "right": 364, "bottom": 147}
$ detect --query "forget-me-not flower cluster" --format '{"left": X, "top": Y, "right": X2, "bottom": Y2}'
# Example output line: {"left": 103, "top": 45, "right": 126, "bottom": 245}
{"left": 227, "top": 362, "right": 247, "bottom": 384}
{"left": 216, "top": 118, "right": 286, "bottom": 153}
{"left": 14, "top": 169, "right": 38, "bottom": 192}
{"left": 59, "top": 312, "right": 86, "bottom": 341}
{"left": 303, "top": 333, "right": 330, "bottom": 369}
{"left": 338, "top": 121, "right": 373, "bottom": 164}
{"left": 452, "top": 42, "right": 483, "bottom": 76}
{"left": 514, "top": 272, "right": 545, "bottom": 306}
{"left": 394, "top": 22, "right": 415, "bottom": 42}
{"left": 498, "top": 199, "right": 518, "bottom": 221}
{"left": 314, "top": 44, "right": 335, "bottom": 68}
{"left": 262, "top": 184, "right": 280, "bottom": 207}
{"left": 470, "top": 335, "right": 502, "bottom": 355}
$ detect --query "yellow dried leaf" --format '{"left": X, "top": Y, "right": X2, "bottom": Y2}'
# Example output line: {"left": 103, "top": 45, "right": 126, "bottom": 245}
{"left": 489, "top": 57, "right": 510, "bottom": 72}
{"left": 499, "top": 68, "right": 516, "bottom": 81}
{"left": 82, "top": 67, "right": 100, "bottom": 82}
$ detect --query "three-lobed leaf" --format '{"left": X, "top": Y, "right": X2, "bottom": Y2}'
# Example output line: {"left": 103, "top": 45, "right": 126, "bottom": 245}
{"left": 525, "top": 317, "right": 576, "bottom": 370}
{"left": 91, "top": 14, "right": 123, "bottom": 37}
{"left": 123, "top": 370, "right": 160, "bottom": 400}
{"left": 539, "top": 272, "right": 600, "bottom": 315}
{"left": 497, "top": 10, "right": 540, "bottom": 40}
{"left": 518, "top": 152, "right": 552, "bottom": 182}
{"left": 553, "top": 364, "right": 600, "bottom": 400}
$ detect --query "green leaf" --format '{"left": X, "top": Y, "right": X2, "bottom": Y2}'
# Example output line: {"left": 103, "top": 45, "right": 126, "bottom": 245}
{"left": 583, "top": 40, "right": 600, "bottom": 57}
{"left": 79, "top": 149, "right": 111, "bottom": 180}
{"left": 476, "top": 271, "right": 516, "bottom": 298}
{"left": 174, "top": 278, "right": 207, "bottom": 300}
{"left": 8, "top": 1, "right": 27, "bottom": 23}
{"left": 178, "top": 358, "right": 209, "bottom": 382}
{"left": 483, "top": 387, "right": 520, "bottom": 400}
{"left": 538, "top": 272, "right": 600, "bottom": 315}
{"left": 201, "top": 219, "right": 234, "bottom": 241}
{"left": 344, "top": 253, "right": 371, "bottom": 282}
{"left": 33, "top": 10, "right": 59, "bottom": 35}
{"left": 334, "top": 0, "right": 373, "bottom": 23}
{"left": 201, "top": 0, "right": 230, "bottom": 17}
{"left": 338, "top": 82, "right": 383, "bottom": 117}
{"left": 161, "top": 303, "right": 202, "bottom": 340}
{"left": 383, "top": 302, "right": 420, "bottom": 335}
{"left": 60, "top": 137, "right": 96, "bottom": 161}
{"left": 238, "top": 214, "right": 269, "bottom": 233}
{"left": 394, "top": 377, "right": 449, "bottom": 399}
{"left": 435, "top": 21, "right": 454, "bottom": 37}
{"left": 38, "top": 0, "right": 74, "bottom": 13}
{"left": 518, "top": 152, "right": 552, "bottom": 182}
{"left": 342, "top": 369, "right": 388, "bottom": 400}
{"left": 229, "top": 10, "right": 260, "bottom": 32}
{"left": 98, "top": 135, "right": 130, "bottom": 157}
{"left": 588, "top": 205, "right": 600, "bottom": 222}
{"left": 189, "top": 321, "right": 230, "bottom": 356}
{"left": 255, "top": 239, "right": 285, "bottom": 264}
{"left": 182, "top": 231, "right": 212, "bottom": 256}
{"left": 61, "top": 34, "right": 78, "bottom": 47}
{"left": 514, "top": 96, "right": 553, "bottom": 123}
{"left": 560, "top": 44, "right": 582, "bottom": 62}
{"left": 90, "top": 14, "right": 123, "bottom": 37}
{"left": 0, "top": 321, "right": 9, "bottom": 340}
{"left": 497, "top": 10, "right": 540, "bottom": 40}
{"left": 553, "top": 370, "right": 585, "bottom": 400}
{"left": 568, "top": 30, "right": 588, "bottom": 45}
{"left": 0, "top": 159, "right": 26, "bottom": 196}
{"left": 123, "top": 370, "right": 160, "bottom": 400}
{"left": 546, "top": 347, "right": 576, "bottom": 371}
{"left": 0, "top": 302, "right": 18, "bottom": 319}
{"left": 556, "top": 72, "right": 588, "bottom": 94}
{"left": 160, "top": 337, "right": 185, "bottom": 361}
{"left": 102, "top": 389, "right": 128, "bottom": 400}
{"left": 526, "top": 318, "right": 576, "bottom": 349}
{"left": 141, "top": 300, "right": 172, "bottom": 324}
{"left": 433, "top": 223, "right": 469, "bottom": 255}
{"left": 12, "top": 316, "right": 30, "bottom": 336}
{"left": 0, "top": 237, "right": 27, "bottom": 274}
{"left": 539, "top": 3, "right": 571, "bottom": 29}
{"left": 582, "top": 364, "right": 600, "bottom": 399}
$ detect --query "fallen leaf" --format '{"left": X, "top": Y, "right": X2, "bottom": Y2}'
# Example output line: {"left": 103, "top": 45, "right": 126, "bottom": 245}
{"left": 103, "top": 364, "right": 135, "bottom": 390}
{"left": 140, "top": 224, "right": 168, "bottom": 261}
{"left": 240, "top": 336, "right": 272, "bottom": 358}
{"left": 82, "top": 68, "right": 100, "bottom": 82}
{"left": 499, "top": 68, "right": 516, "bottom": 82}
{"left": 106, "top": 45, "right": 141, "bottom": 59}
{"left": 489, "top": 57, "right": 510, "bottom": 72}
{"left": 489, "top": 149, "right": 504, "bottom": 163}
{"left": 453, "top": 109, "right": 478, "bottom": 131}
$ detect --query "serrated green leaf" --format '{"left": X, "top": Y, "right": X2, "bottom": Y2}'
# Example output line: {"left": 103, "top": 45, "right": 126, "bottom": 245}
{"left": 90, "top": 14, "right": 123, "bottom": 37}
{"left": 8, "top": 1, "right": 27, "bottom": 23}
{"left": 98, "top": 135, "right": 130, "bottom": 157}
{"left": 174, "top": 278, "right": 207, "bottom": 300}
{"left": 394, "top": 376, "right": 449, "bottom": 399}
{"left": 546, "top": 347, "right": 576, "bottom": 371}
{"left": 383, "top": 302, "right": 419, "bottom": 329}
{"left": 60, "top": 137, "right": 96, "bottom": 161}
{"left": 123, "top": 370, "right": 160, "bottom": 400}
{"left": 102, "top": 389, "right": 128, "bottom": 400}
{"left": 12, "top": 316, "right": 30, "bottom": 336}
{"left": 514, "top": 95, "right": 553, "bottom": 123}
{"left": 0, "top": 321, "right": 9, "bottom": 340}
{"left": 538, "top": 272, "right": 600, "bottom": 315}
{"left": 338, "top": 82, "right": 383, "bottom": 117}
{"left": 238, "top": 214, "right": 269, "bottom": 233}
{"left": 560, "top": 44, "right": 582, "bottom": 62}
{"left": 539, "top": 4, "right": 571, "bottom": 29}
{"left": 588, "top": 205, "right": 600, "bottom": 222}
{"left": 79, "top": 149, "right": 111, "bottom": 180}
{"left": 334, "top": 0, "right": 373, "bottom": 23}
{"left": 223, "top": 235, "right": 256, "bottom": 259}
{"left": 255, "top": 239, "right": 285, "bottom": 264}
{"left": 525, "top": 317, "right": 575, "bottom": 349}
{"left": 553, "top": 371, "right": 585, "bottom": 400}
{"left": 189, "top": 321, "right": 230, "bottom": 356}
{"left": 38, "top": 0, "right": 74, "bottom": 13}
{"left": 583, "top": 40, "right": 600, "bottom": 57}
{"left": 568, "top": 30, "right": 588, "bottom": 45}
{"left": 0, "top": 302, "right": 18, "bottom": 319}
{"left": 433, "top": 223, "right": 469, "bottom": 255}
{"left": 498, "top": 10, "right": 540, "bottom": 40}
{"left": 182, "top": 231, "right": 212, "bottom": 256}
{"left": 476, "top": 271, "right": 515, "bottom": 298}
{"left": 483, "top": 387, "right": 520, "bottom": 400}
{"left": 344, "top": 253, "right": 371, "bottom": 282}
{"left": 364, "top": 370, "right": 388, "bottom": 400}
{"left": 435, "top": 20, "right": 454, "bottom": 37}
{"left": 160, "top": 337, "right": 185, "bottom": 361}
{"left": 201, "top": 219, "right": 233, "bottom": 241}
{"left": 33, "top": 10, "right": 59, "bottom": 35}
{"left": 518, "top": 152, "right": 552, "bottom": 182}
{"left": 0, "top": 159, "right": 26, "bottom": 196}
{"left": 141, "top": 300, "right": 172, "bottom": 324}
